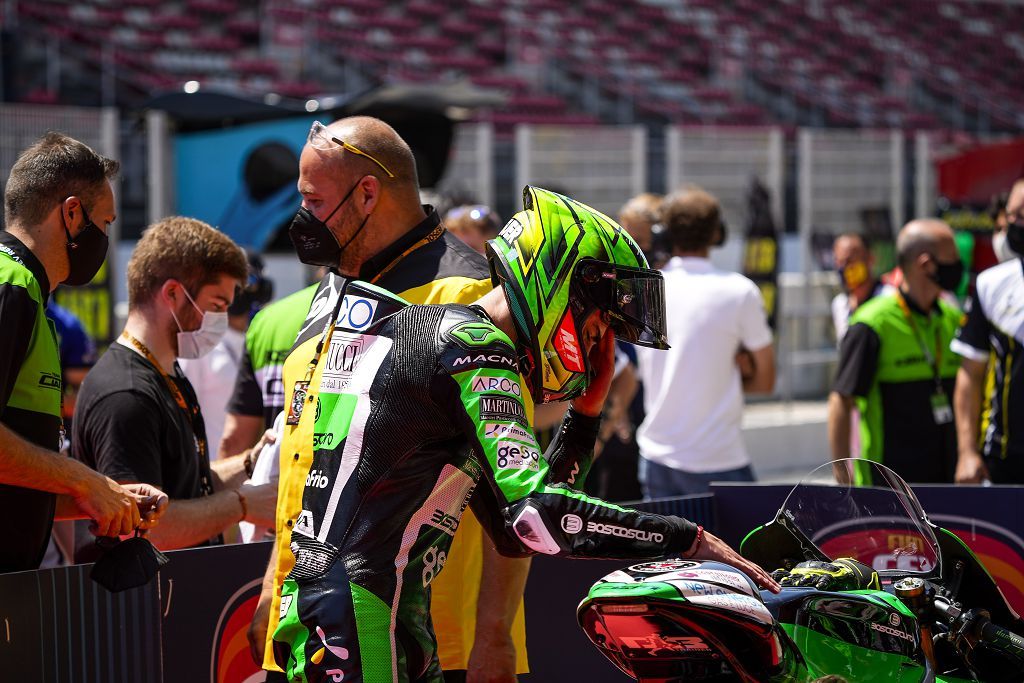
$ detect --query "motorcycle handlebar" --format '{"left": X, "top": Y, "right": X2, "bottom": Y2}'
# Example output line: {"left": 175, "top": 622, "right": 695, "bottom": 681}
{"left": 980, "top": 621, "right": 1024, "bottom": 660}
{"left": 934, "top": 596, "right": 1024, "bottom": 663}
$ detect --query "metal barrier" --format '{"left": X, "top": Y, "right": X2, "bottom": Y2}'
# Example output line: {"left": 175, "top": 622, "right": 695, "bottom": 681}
{"left": 434, "top": 122, "right": 496, "bottom": 209}
{"left": 0, "top": 103, "right": 120, "bottom": 343}
{"left": 665, "top": 125, "right": 785, "bottom": 232}
{"left": 513, "top": 124, "right": 647, "bottom": 218}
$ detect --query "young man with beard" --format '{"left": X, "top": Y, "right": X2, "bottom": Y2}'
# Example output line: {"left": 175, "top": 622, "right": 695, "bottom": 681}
{"left": 72, "top": 217, "right": 277, "bottom": 557}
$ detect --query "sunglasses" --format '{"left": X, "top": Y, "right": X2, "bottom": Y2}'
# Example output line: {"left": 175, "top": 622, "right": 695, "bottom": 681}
{"left": 307, "top": 121, "right": 396, "bottom": 179}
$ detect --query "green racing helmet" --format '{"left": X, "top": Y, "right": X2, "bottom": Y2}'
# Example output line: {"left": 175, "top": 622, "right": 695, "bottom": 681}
{"left": 486, "top": 186, "right": 669, "bottom": 403}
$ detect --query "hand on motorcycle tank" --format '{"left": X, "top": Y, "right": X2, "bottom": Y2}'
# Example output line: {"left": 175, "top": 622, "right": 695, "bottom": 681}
{"left": 687, "top": 529, "right": 781, "bottom": 593}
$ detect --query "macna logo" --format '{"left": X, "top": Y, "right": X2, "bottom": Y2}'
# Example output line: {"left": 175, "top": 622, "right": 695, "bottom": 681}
{"left": 38, "top": 372, "right": 62, "bottom": 391}
{"left": 470, "top": 374, "right": 522, "bottom": 397}
{"left": 452, "top": 353, "right": 518, "bottom": 369}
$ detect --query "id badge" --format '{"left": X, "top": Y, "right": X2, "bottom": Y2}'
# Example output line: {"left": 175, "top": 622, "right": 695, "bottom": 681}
{"left": 287, "top": 380, "right": 310, "bottom": 426}
{"left": 931, "top": 392, "right": 953, "bottom": 425}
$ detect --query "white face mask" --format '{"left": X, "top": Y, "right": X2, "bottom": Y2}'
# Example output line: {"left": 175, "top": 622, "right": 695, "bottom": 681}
{"left": 170, "top": 285, "right": 228, "bottom": 359}
{"left": 993, "top": 231, "right": 1018, "bottom": 263}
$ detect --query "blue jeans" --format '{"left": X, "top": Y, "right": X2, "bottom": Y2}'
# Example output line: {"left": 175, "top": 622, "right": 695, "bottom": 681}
{"left": 638, "top": 457, "right": 755, "bottom": 499}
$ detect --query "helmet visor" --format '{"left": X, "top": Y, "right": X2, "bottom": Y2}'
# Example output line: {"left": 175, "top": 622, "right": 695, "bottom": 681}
{"left": 573, "top": 261, "right": 669, "bottom": 350}
{"left": 610, "top": 271, "right": 669, "bottom": 349}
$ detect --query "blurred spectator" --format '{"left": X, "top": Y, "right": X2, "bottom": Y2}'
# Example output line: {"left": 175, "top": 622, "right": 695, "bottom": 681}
{"left": 181, "top": 251, "right": 272, "bottom": 461}
{"left": 635, "top": 187, "right": 775, "bottom": 498}
{"left": 444, "top": 204, "right": 501, "bottom": 254}
{"left": 989, "top": 191, "right": 1014, "bottom": 263}
{"left": 0, "top": 132, "right": 164, "bottom": 573}
{"left": 72, "top": 217, "right": 276, "bottom": 558}
{"left": 618, "top": 192, "right": 668, "bottom": 268}
{"left": 831, "top": 233, "right": 893, "bottom": 343}
{"left": 829, "top": 219, "right": 964, "bottom": 486}
{"left": 952, "top": 178, "right": 1024, "bottom": 484}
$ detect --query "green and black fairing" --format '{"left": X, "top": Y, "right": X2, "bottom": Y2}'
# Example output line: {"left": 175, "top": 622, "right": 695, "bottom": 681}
{"left": 579, "top": 460, "right": 1024, "bottom": 682}
{"left": 486, "top": 186, "right": 668, "bottom": 403}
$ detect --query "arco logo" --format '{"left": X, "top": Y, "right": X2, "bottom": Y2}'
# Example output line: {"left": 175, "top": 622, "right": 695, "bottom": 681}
{"left": 210, "top": 578, "right": 264, "bottom": 683}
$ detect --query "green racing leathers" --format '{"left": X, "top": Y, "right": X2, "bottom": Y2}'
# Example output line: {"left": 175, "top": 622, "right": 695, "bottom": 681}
{"left": 271, "top": 276, "right": 697, "bottom": 682}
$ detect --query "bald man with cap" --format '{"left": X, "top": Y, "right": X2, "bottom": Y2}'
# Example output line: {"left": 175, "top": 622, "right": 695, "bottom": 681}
{"left": 239, "top": 117, "right": 531, "bottom": 681}
{"left": 828, "top": 219, "right": 965, "bottom": 486}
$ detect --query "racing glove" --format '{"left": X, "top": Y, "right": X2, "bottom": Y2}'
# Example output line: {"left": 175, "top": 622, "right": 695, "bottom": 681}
{"left": 771, "top": 558, "right": 879, "bottom": 591}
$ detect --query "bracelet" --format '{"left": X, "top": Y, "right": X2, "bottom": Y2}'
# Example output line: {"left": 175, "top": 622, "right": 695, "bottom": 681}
{"left": 234, "top": 488, "right": 248, "bottom": 522}
{"left": 684, "top": 525, "right": 704, "bottom": 558}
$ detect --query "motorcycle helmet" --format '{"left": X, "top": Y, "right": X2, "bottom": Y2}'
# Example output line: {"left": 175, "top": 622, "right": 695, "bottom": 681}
{"left": 486, "top": 186, "right": 669, "bottom": 403}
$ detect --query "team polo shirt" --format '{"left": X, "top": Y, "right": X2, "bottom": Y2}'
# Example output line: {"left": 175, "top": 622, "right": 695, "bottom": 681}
{"left": 951, "top": 258, "right": 1024, "bottom": 483}
{"left": 833, "top": 291, "right": 962, "bottom": 484}
{"left": 0, "top": 231, "right": 63, "bottom": 572}
{"left": 262, "top": 210, "right": 531, "bottom": 674}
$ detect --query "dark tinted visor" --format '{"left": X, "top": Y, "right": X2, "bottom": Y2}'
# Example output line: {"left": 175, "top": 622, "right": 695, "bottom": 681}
{"left": 610, "top": 271, "right": 669, "bottom": 349}
{"left": 573, "top": 260, "right": 669, "bottom": 350}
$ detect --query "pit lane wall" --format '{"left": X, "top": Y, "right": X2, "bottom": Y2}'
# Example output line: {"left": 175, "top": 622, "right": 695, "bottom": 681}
{"left": 0, "top": 486, "right": 1019, "bottom": 682}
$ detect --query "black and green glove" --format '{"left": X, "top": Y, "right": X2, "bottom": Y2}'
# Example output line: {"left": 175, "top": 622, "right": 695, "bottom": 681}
{"left": 771, "top": 558, "right": 880, "bottom": 591}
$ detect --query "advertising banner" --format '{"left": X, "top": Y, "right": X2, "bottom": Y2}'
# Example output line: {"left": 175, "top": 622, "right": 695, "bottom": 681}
{"left": 175, "top": 118, "right": 315, "bottom": 251}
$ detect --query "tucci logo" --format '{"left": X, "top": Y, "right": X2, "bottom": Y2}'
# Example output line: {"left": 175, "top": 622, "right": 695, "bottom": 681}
{"left": 211, "top": 578, "right": 264, "bottom": 683}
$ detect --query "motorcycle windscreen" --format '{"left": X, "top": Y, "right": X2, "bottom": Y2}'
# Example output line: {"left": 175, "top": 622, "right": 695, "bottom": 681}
{"left": 775, "top": 459, "right": 941, "bottom": 578}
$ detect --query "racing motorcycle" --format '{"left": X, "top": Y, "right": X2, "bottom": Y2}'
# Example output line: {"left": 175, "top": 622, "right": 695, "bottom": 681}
{"left": 578, "top": 459, "right": 1024, "bottom": 682}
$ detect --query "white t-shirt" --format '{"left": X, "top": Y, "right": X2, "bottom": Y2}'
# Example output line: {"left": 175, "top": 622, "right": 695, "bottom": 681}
{"left": 636, "top": 256, "right": 773, "bottom": 473}
{"left": 179, "top": 327, "right": 246, "bottom": 461}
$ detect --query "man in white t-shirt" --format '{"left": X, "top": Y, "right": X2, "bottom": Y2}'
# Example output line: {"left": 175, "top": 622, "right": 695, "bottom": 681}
{"left": 636, "top": 187, "right": 775, "bottom": 498}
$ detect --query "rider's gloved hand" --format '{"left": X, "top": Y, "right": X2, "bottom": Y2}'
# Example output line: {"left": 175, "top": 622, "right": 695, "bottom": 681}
{"left": 772, "top": 558, "right": 879, "bottom": 591}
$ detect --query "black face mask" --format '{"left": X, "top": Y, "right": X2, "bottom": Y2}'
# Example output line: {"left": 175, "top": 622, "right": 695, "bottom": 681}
{"left": 90, "top": 535, "right": 169, "bottom": 593}
{"left": 930, "top": 257, "right": 965, "bottom": 292}
{"left": 62, "top": 205, "right": 109, "bottom": 286}
{"left": 288, "top": 179, "right": 369, "bottom": 268}
{"left": 1007, "top": 220, "right": 1024, "bottom": 257}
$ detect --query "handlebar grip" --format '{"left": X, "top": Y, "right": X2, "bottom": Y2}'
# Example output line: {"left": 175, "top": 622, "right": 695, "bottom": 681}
{"left": 980, "top": 621, "right": 1024, "bottom": 660}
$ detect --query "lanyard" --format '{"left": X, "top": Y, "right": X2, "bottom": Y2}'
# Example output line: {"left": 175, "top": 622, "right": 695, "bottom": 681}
{"left": 300, "top": 224, "right": 445, "bottom": 384}
{"left": 121, "top": 332, "right": 213, "bottom": 493}
{"left": 120, "top": 331, "right": 207, "bottom": 461}
{"left": 894, "top": 291, "right": 944, "bottom": 388}
{"left": 366, "top": 223, "right": 444, "bottom": 286}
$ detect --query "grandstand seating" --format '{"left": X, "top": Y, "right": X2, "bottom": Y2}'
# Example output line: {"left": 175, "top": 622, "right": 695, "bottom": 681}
{"left": 8, "top": 0, "right": 1024, "bottom": 132}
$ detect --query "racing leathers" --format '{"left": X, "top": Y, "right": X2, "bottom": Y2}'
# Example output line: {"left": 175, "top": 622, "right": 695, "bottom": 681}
{"left": 272, "top": 276, "right": 698, "bottom": 682}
